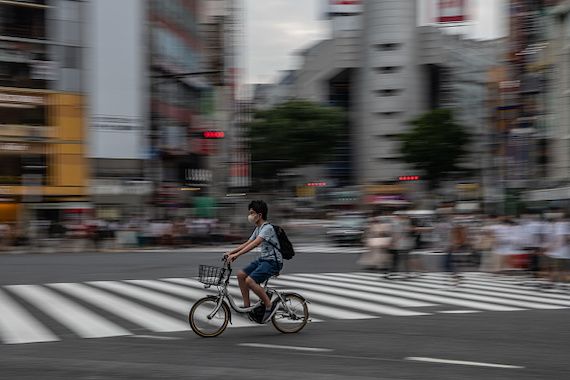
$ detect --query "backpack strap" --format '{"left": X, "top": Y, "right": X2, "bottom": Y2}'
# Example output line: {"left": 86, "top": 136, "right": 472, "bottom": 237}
{"left": 261, "top": 223, "right": 282, "bottom": 263}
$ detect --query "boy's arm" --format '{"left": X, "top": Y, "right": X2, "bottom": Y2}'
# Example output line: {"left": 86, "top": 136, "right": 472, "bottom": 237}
{"left": 226, "top": 240, "right": 250, "bottom": 256}
{"left": 227, "top": 237, "right": 264, "bottom": 262}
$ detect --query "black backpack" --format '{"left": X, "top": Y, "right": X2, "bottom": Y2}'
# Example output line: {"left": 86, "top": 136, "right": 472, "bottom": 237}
{"left": 267, "top": 224, "right": 295, "bottom": 260}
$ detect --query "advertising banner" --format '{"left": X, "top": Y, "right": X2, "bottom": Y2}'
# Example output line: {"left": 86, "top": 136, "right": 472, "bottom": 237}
{"left": 86, "top": 0, "right": 147, "bottom": 159}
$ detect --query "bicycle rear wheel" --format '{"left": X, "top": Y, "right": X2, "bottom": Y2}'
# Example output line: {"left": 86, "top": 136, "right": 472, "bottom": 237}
{"left": 189, "top": 296, "right": 229, "bottom": 337}
{"left": 272, "top": 293, "right": 309, "bottom": 334}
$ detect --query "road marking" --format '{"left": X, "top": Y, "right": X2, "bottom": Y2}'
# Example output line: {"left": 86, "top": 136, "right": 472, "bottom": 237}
{"left": 281, "top": 274, "right": 436, "bottom": 307}
{"left": 48, "top": 282, "right": 188, "bottom": 333}
{"left": 406, "top": 277, "right": 570, "bottom": 307}
{"left": 148, "top": 278, "right": 262, "bottom": 327}
{"left": 422, "top": 274, "right": 570, "bottom": 300}
{"left": 238, "top": 343, "right": 333, "bottom": 352}
{"left": 380, "top": 278, "right": 566, "bottom": 310}
{"left": 334, "top": 273, "right": 523, "bottom": 311}
{"left": 6, "top": 285, "right": 131, "bottom": 339}
{"left": 438, "top": 310, "right": 481, "bottom": 314}
{"left": 405, "top": 356, "right": 524, "bottom": 369}
{"left": 0, "top": 288, "right": 59, "bottom": 344}
{"left": 129, "top": 335, "right": 182, "bottom": 341}
{"left": 268, "top": 278, "right": 430, "bottom": 317}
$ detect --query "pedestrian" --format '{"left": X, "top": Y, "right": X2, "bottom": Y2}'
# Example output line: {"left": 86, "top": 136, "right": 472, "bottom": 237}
{"left": 358, "top": 213, "right": 392, "bottom": 271}
{"left": 445, "top": 215, "right": 468, "bottom": 286}
{"left": 545, "top": 210, "right": 570, "bottom": 285}
{"left": 387, "top": 212, "right": 413, "bottom": 279}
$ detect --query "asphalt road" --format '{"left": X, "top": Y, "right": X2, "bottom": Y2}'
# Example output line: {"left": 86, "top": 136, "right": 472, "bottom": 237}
{"left": 1, "top": 248, "right": 569, "bottom": 379}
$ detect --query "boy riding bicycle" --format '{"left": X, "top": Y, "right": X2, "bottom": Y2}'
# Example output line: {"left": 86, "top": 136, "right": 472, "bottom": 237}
{"left": 224, "top": 200, "right": 282, "bottom": 323}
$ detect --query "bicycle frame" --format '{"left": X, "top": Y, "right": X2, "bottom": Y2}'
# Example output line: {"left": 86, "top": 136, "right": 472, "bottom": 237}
{"left": 206, "top": 262, "right": 295, "bottom": 322}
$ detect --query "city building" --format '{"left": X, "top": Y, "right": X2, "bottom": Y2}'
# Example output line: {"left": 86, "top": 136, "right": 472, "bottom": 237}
{"left": 288, "top": 1, "right": 502, "bottom": 206}
{"left": 0, "top": 0, "right": 88, "bottom": 226}
{"left": 525, "top": 0, "right": 570, "bottom": 208}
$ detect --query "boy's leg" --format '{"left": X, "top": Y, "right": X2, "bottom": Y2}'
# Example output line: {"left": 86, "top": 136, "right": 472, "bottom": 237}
{"left": 236, "top": 270, "right": 250, "bottom": 307}
{"left": 245, "top": 277, "right": 271, "bottom": 308}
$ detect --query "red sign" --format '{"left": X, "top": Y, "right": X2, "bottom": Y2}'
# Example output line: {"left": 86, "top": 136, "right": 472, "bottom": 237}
{"left": 438, "top": 0, "right": 467, "bottom": 24}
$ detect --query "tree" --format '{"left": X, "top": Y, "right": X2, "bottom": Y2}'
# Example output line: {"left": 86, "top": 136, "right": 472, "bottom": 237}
{"left": 399, "top": 109, "right": 471, "bottom": 190}
{"left": 246, "top": 100, "right": 345, "bottom": 186}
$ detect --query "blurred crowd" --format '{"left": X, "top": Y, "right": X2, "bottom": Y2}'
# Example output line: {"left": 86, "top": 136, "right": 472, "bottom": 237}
{"left": 0, "top": 218, "right": 237, "bottom": 253}
{"left": 358, "top": 208, "right": 570, "bottom": 286}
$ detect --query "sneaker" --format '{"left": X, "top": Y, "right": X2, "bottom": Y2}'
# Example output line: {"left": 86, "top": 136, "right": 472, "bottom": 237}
{"left": 261, "top": 301, "right": 279, "bottom": 323}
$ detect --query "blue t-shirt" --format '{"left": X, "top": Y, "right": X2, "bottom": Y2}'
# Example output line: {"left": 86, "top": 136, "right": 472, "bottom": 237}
{"left": 249, "top": 222, "right": 282, "bottom": 263}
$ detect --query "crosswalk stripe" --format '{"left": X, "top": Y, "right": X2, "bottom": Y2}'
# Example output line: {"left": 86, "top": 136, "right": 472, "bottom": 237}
{"left": 327, "top": 273, "right": 522, "bottom": 311}
{"left": 347, "top": 272, "right": 550, "bottom": 309}
{"left": 404, "top": 277, "right": 570, "bottom": 307}
{"left": 421, "top": 273, "right": 570, "bottom": 300}
{"left": 0, "top": 288, "right": 59, "bottom": 344}
{"left": 47, "top": 283, "right": 188, "bottom": 333}
{"left": 6, "top": 285, "right": 131, "bottom": 339}
{"left": 166, "top": 278, "right": 376, "bottom": 320}
{"left": 266, "top": 278, "right": 430, "bottom": 317}
{"left": 280, "top": 274, "right": 436, "bottom": 307}
{"left": 121, "top": 280, "right": 254, "bottom": 327}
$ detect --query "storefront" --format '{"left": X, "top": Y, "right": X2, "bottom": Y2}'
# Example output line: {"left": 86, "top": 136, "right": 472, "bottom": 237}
{"left": 0, "top": 88, "right": 88, "bottom": 224}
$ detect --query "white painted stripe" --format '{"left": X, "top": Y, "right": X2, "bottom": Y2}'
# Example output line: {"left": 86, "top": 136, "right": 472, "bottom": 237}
{"left": 165, "top": 278, "right": 376, "bottom": 320}
{"left": 406, "top": 277, "right": 570, "bottom": 307}
{"left": 438, "top": 310, "right": 481, "bottom": 314}
{"left": 324, "top": 273, "right": 523, "bottom": 311}
{"left": 266, "top": 278, "right": 430, "bottom": 316}
{"left": 419, "top": 274, "right": 570, "bottom": 301}
{"left": 346, "top": 272, "right": 546, "bottom": 310}
{"left": 0, "top": 288, "right": 59, "bottom": 344}
{"left": 238, "top": 343, "right": 333, "bottom": 352}
{"left": 94, "top": 280, "right": 253, "bottom": 328}
{"left": 280, "top": 274, "right": 435, "bottom": 307}
{"left": 369, "top": 278, "right": 565, "bottom": 310}
{"left": 6, "top": 285, "right": 131, "bottom": 339}
{"left": 48, "top": 283, "right": 188, "bottom": 333}
{"left": 405, "top": 357, "right": 524, "bottom": 369}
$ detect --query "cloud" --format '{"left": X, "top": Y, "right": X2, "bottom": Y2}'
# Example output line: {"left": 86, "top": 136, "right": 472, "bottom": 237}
{"left": 244, "top": 0, "right": 328, "bottom": 84}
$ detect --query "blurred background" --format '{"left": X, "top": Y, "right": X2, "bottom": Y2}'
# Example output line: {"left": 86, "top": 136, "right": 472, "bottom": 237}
{"left": 0, "top": 0, "right": 568, "bottom": 251}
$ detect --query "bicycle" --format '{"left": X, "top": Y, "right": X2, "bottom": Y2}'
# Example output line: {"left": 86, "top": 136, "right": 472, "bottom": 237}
{"left": 189, "top": 258, "right": 310, "bottom": 337}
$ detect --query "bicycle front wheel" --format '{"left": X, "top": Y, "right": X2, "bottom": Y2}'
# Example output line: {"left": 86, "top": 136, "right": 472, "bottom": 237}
{"left": 189, "top": 296, "right": 229, "bottom": 337}
{"left": 272, "top": 293, "right": 309, "bottom": 334}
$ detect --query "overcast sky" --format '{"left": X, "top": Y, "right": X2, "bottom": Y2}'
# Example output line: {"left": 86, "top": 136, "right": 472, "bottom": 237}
{"left": 243, "top": 0, "right": 506, "bottom": 85}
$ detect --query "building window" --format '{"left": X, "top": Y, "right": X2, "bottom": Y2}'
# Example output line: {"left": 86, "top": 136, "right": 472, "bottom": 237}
{"left": 376, "top": 89, "right": 402, "bottom": 97}
{"left": 376, "top": 43, "right": 402, "bottom": 51}
{"left": 376, "top": 66, "right": 402, "bottom": 74}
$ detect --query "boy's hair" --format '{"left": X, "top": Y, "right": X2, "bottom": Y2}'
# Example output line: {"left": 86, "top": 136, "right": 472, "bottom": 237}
{"left": 248, "top": 200, "right": 268, "bottom": 220}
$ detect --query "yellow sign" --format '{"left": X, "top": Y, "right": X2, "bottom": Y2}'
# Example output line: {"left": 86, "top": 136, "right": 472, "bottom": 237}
{"left": 456, "top": 183, "right": 480, "bottom": 192}
{"left": 365, "top": 185, "right": 405, "bottom": 195}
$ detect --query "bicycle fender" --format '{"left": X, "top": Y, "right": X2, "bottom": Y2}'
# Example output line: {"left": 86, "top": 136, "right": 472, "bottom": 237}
{"left": 281, "top": 292, "right": 310, "bottom": 304}
{"left": 205, "top": 295, "right": 233, "bottom": 325}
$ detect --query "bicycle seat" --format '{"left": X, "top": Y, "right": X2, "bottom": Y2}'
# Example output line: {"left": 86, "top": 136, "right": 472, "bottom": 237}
{"left": 272, "top": 273, "right": 280, "bottom": 278}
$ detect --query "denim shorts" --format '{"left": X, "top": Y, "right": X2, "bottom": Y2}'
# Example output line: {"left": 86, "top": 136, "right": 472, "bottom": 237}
{"left": 243, "top": 258, "right": 282, "bottom": 284}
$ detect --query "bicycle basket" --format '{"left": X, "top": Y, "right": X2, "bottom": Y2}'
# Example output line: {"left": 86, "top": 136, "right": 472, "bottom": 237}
{"left": 198, "top": 265, "right": 226, "bottom": 286}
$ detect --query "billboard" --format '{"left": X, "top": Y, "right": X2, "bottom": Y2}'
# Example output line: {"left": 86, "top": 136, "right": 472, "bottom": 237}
{"left": 86, "top": 0, "right": 147, "bottom": 159}
{"left": 328, "top": 0, "right": 362, "bottom": 15}
{"left": 438, "top": 0, "right": 468, "bottom": 24}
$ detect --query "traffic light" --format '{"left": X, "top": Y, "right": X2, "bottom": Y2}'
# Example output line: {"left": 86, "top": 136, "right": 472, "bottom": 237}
{"left": 398, "top": 176, "right": 420, "bottom": 181}
{"left": 202, "top": 131, "right": 225, "bottom": 139}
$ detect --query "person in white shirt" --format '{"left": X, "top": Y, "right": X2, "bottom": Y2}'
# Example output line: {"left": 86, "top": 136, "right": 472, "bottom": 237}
{"left": 545, "top": 211, "right": 570, "bottom": 284}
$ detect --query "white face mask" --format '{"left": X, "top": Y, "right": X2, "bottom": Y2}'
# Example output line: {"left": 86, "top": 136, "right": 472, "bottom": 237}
{"left": 248, "top": 214, "right": 258, "bottom": 225}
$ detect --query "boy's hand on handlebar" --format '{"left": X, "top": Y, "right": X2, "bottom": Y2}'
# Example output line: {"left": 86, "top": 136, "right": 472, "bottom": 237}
{"left": 224, "top": 253, "right": 237, "bottom": 263}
